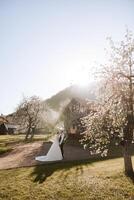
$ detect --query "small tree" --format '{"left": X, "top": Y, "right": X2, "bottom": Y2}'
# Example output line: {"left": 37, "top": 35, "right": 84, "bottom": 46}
{"left": 81, "top": 30, "right": 134, "bottom": 177}
{"left": 15, "top": 96, "right": 44, "bottom": 140}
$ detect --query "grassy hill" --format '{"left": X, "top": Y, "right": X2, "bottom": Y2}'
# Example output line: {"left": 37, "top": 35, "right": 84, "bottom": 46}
{"left": 45, "top": 84, "right": 95, "bottom": 111}
{"left": 43, "top": 84, "right": 96, "bottom": 126}
{"left": 0, "top": 157, "right": 134, "bottom": 200}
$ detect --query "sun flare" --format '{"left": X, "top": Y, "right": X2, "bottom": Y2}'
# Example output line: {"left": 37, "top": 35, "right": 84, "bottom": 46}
{"left": 70, "top": 67, "right": 90, "bottom": 86}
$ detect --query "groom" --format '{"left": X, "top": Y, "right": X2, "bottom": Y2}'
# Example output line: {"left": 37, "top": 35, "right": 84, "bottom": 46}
{"left": 59, "top": 130, "right": 67, "bottom": 159}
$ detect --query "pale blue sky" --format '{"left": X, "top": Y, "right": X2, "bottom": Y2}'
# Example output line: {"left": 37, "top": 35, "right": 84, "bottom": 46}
{"left": 0, "top": 0, "right": 134, "bottom": 114}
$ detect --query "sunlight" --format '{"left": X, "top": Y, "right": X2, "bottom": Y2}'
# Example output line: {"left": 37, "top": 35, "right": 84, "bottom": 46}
{"left": 75, "top": 72, "right": 89, "bottom": 86}
{"left": 71, "top": 67, "right": 90, "bottom": 86}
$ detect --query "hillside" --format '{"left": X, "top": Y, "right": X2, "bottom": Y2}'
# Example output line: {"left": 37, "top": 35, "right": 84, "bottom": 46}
{"left": 43, "top": 84, "right": 96, "bottom": 125}
{"left": 45, "top": 84, "right": 96, "bottom": 111}
{"left": 5, "top": 84, "right": 96, "bottom": 128}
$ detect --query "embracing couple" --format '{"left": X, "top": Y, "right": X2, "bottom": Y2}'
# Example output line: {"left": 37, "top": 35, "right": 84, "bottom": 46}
{"left": 35, "top": 130, "right": 67, "bottom": 162}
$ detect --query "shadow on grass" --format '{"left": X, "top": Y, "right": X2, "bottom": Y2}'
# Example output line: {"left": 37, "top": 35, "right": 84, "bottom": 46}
{"left": 31, "top": 144, "right": 134, "bottom": 184}
{"left": 125, "top": 171, "right": 134, "bottom": 184}
{"left": 31, "top": 160, "right": 91, "bottom": 184}
{"left": 31, "top": 155, "right": 122, "bottom": 184}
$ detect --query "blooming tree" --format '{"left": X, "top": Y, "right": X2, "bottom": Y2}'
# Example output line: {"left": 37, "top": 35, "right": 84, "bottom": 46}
{"left": 15, "top": 96, "right": 44, "bottom": 140}
{"left": 81, "top": 30, "right": 134, "bottom": 176}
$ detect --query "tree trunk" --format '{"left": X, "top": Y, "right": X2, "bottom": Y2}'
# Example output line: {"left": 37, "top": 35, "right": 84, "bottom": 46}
{"left": 25, "top": 127, "right": 31, "bottom": 141}
{"left": 123, "top": 142, "right": 133, "bottom": 176}
{"left": 30, "top": 127, "right": 35, "bottom": 140}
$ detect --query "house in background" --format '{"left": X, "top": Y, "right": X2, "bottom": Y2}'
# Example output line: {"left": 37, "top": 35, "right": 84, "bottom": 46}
{"left": 0, "top": 115, "right": 18, "bottom": 135}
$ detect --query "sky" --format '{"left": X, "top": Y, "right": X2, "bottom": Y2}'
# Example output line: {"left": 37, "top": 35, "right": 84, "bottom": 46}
{"left": 0, "top": 0, "right": 134, "bottom": 114}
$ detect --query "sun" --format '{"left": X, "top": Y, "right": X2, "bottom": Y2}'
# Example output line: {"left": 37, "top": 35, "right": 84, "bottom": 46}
{"left": 75, "top": 73, "right": 89, "bottom": 86}
{"left": 71, "top": 67, "right": 90, "bottom": 86}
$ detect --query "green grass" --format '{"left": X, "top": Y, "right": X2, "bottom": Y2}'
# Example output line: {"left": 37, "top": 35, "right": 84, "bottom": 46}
{"left": 0, "top": 134, "right": 51, "bottom": 155}
{"left": 0, "top": 134, "right": 50, "bottom": 144}
{"left": 0, "top": 157, "right": 134, "bottom": 200}
{"left": 0, "top": 146, "right": 12, "bottom": 155}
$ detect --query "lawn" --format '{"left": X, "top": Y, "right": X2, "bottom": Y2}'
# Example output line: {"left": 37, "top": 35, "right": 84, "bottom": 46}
{"left": 0, "top": 134, "right": 51, "bottom": 155}
{"left": 0, "top": 157, "right": 134, "bottom": 200}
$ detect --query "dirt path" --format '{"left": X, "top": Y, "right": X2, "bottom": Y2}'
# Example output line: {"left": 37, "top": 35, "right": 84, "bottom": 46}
{"left": 0, "top": 142, "right": 91, "bottom": 170}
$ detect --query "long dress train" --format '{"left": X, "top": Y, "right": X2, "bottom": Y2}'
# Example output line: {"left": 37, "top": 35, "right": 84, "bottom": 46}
{"left": 35, "top": 135, "right": 63, "bottom": 162}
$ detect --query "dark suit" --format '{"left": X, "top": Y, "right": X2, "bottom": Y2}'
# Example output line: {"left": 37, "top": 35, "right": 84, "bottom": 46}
{"left": 59, "top": 132, "right": 67, "bottom": 158}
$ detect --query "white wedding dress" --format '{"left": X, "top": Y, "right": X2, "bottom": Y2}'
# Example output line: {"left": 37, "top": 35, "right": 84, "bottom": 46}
{"left": 35, "top": 135, "right": 63, "bottom": 162}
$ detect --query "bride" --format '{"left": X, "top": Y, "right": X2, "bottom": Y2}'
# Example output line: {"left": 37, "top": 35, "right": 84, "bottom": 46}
{"left": 35, "top": 133, "right": 64, "bottom": 162}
